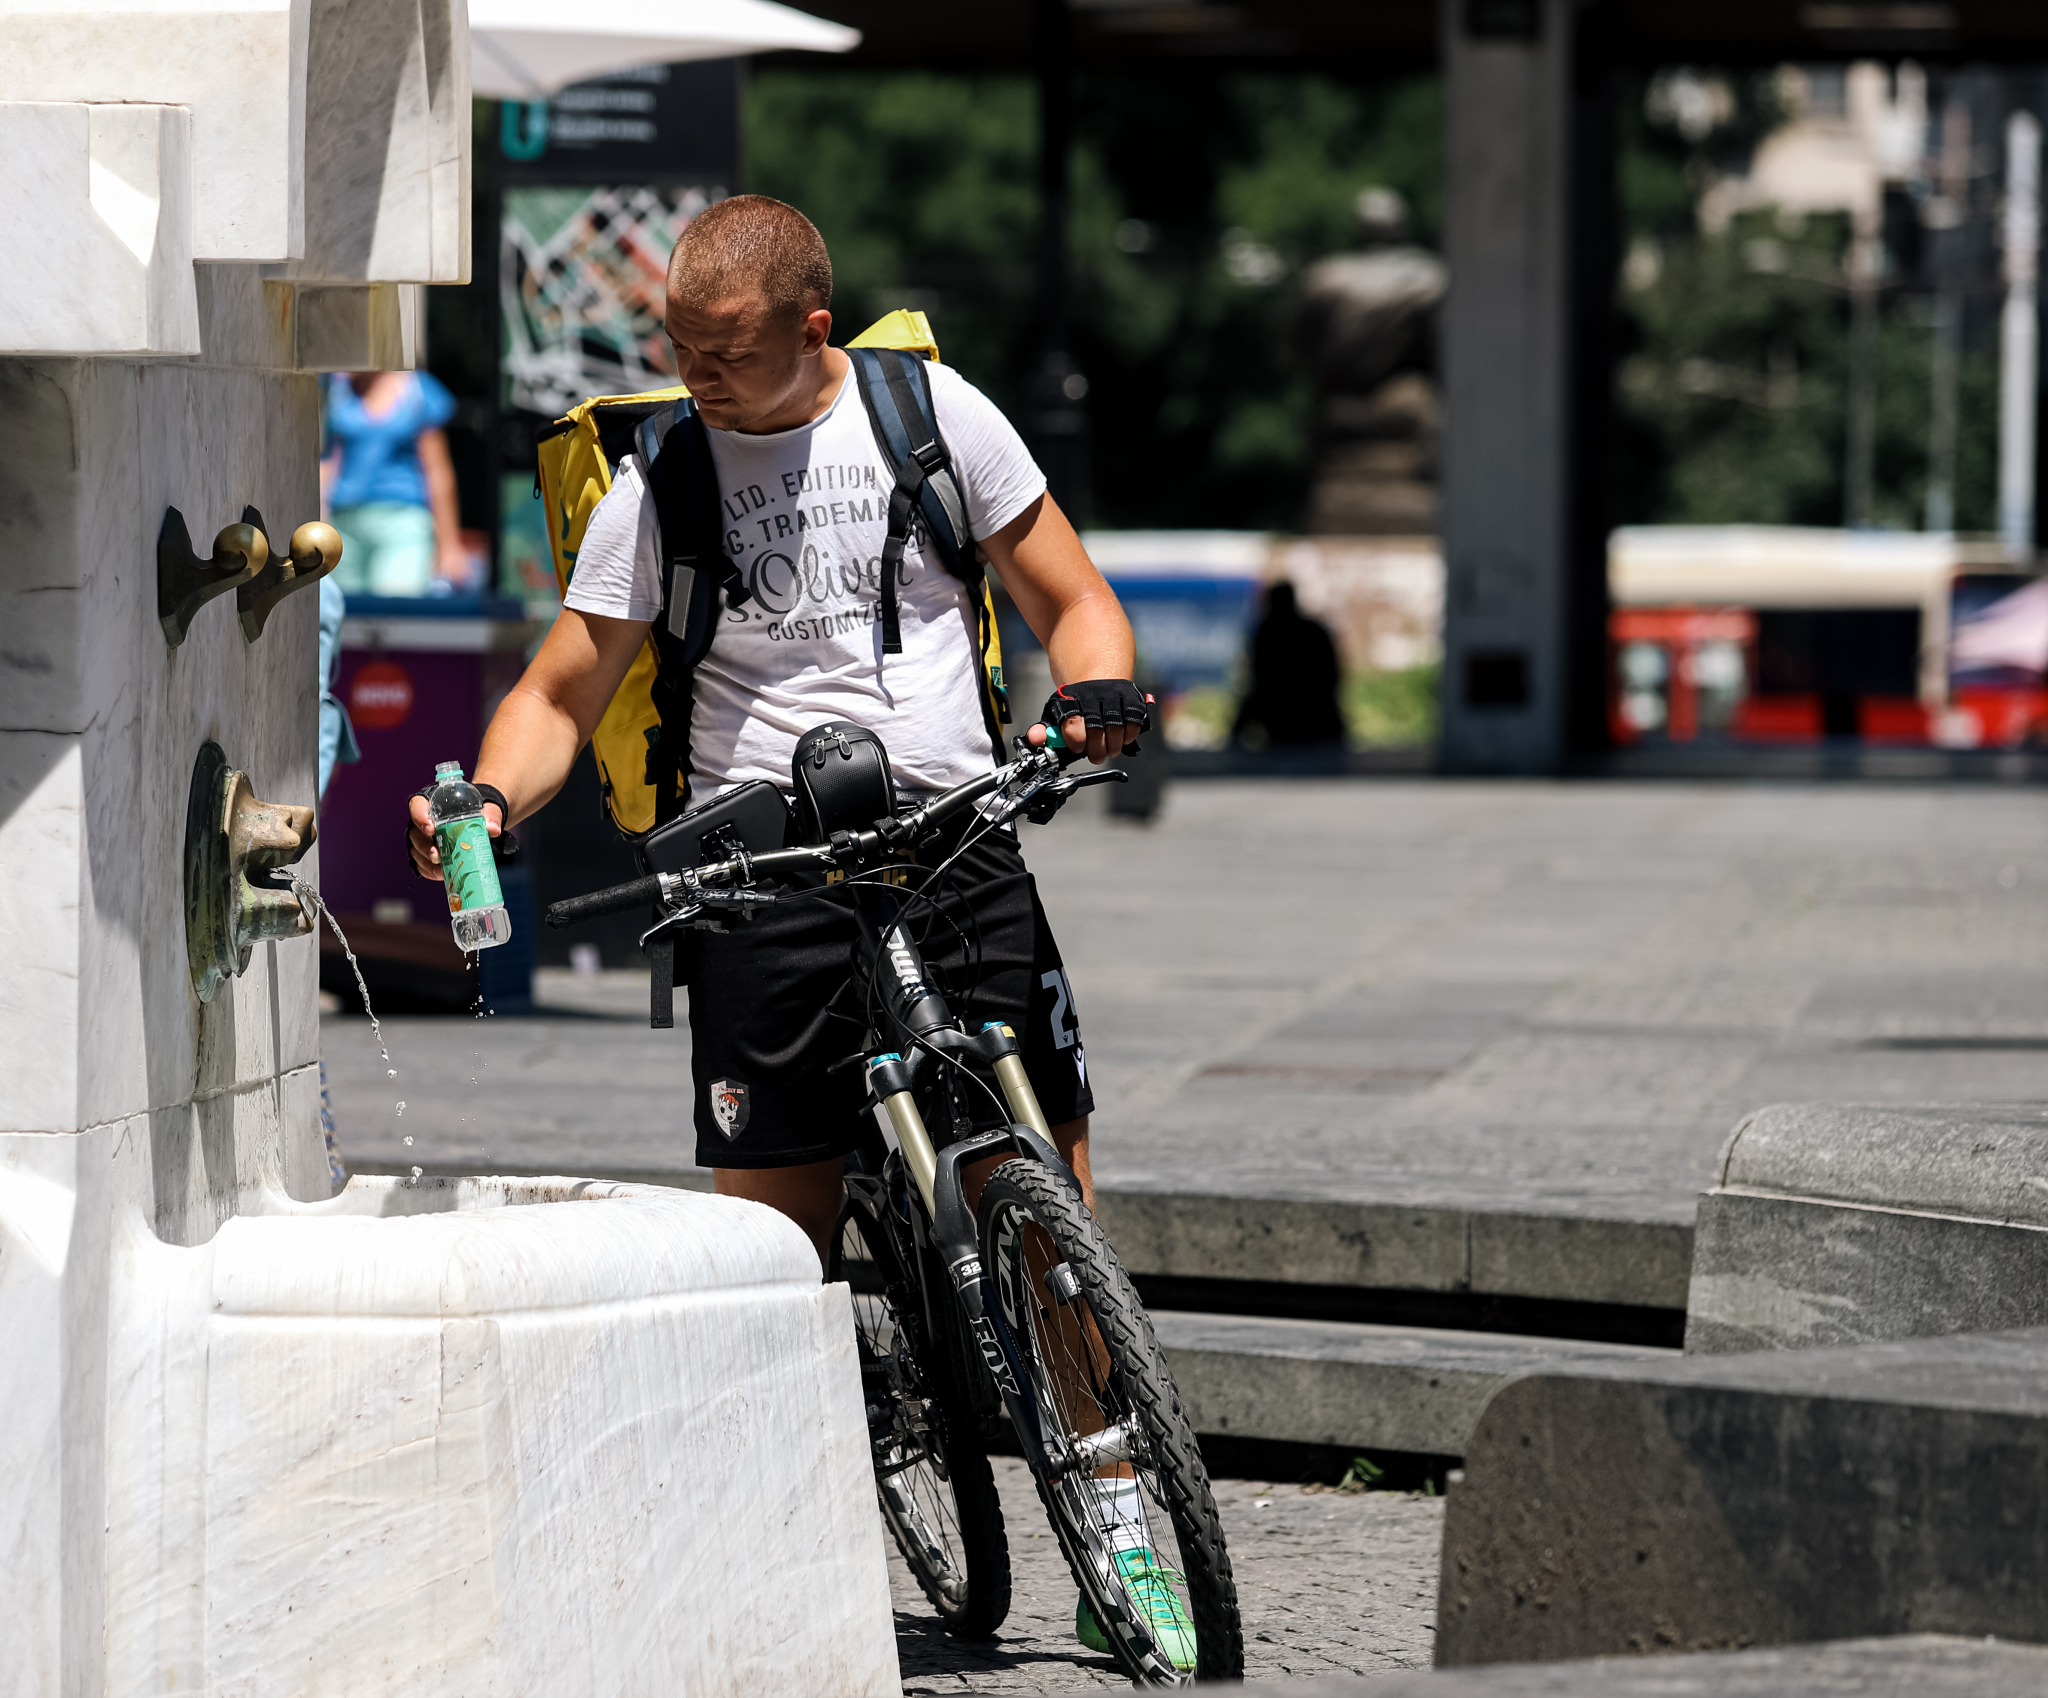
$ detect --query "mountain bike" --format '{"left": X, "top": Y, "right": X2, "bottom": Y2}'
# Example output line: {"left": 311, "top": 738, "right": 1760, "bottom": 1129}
{"left": 546, "top": 728, "right": 1243, "bottom": 1687}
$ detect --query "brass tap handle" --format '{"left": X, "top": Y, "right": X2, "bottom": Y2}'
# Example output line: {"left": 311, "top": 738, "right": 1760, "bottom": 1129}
{"left": 288, "top": 520, "right": 344, "bottom": 579}
{"left": 158, "top": 507, "right": 267, "bottom": 647}
{"left": 236, "top": 509, "right": 345, "bottom": 642}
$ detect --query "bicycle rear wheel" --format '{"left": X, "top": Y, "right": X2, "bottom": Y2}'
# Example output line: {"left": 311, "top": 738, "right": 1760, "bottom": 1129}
{"left": 833, "top": 1186, "right": 1011, "bottom": 1637}
{"left": 976, "top": 1159, "right": 1243, "bottom": 1685}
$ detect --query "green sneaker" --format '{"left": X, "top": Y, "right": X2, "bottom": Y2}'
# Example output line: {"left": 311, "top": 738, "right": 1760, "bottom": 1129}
{"left": 1075, "top": 1548, "right": 1197, "bottom": 1671}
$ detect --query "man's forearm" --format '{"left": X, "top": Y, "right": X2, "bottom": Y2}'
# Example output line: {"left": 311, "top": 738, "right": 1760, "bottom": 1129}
{"left": 1042, "top": 588, "right": 1135, "bottom": 690}
{"left": 473, "top": 685, "right": 585, "bottom": 828}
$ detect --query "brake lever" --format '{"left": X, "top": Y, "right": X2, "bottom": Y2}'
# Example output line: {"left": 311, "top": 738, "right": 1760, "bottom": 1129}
{"left": 635, "top": 883, "right": 777, "bottom": 950}
{"left": 1023, "top": 767, "right": 1128, "bottom": 824}
{"left": 639, "top": 903, "right": 707, "bottom": 950}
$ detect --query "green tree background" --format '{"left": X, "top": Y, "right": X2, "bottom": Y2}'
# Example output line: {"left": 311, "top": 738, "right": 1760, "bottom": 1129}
{"left": 745, "top": 69, "right": 1440, "bottom": 530}
{"left": 744, "top": 65, "right": 2002, "bottom": 537}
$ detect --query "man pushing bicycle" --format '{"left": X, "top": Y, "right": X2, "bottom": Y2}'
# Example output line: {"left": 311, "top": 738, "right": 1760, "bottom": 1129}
{"left": 402, "top": 198, "right": 1235, "bottom": 1681}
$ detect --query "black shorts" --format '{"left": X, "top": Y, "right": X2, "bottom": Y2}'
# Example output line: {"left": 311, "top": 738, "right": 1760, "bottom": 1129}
{"left": 682, "top": 819, "right": 1095, "bottom": 1169}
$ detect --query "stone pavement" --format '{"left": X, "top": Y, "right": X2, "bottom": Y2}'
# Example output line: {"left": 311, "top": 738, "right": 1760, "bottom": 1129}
{"left": 891, "top": 1459, "right": 1442, "bottom": 1693}
{"left": 326, "top": 779, "right": 2048, "bottom": 1245}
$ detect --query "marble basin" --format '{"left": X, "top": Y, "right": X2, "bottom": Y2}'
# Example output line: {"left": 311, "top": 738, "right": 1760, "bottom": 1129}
{"left": 85, "top": 1176, "right": 899, "bottom": 1697}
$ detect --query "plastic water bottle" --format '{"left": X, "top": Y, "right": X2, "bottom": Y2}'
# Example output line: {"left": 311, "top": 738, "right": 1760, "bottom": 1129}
{"left": 428, "top": 761, "right": 512, "bottom": 951}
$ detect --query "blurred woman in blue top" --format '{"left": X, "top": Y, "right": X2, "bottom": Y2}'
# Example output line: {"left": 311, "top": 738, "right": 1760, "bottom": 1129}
{"left": 321, "top": 370, "right": 468, "bottom": 596}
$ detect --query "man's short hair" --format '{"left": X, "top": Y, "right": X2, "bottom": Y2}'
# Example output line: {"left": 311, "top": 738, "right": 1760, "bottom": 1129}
{"left": 668, "top": 195, "right": 833, "bottom": 324}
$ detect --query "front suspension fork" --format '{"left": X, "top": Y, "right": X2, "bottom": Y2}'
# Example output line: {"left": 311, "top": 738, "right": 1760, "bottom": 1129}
{"left": 865, "top": 1025, "right": 1083, "bottom": 1477}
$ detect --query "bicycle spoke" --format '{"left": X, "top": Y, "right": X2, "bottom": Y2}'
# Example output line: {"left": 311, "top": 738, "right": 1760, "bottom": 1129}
{"left": 834, "top": 1194, "right": 1009, "bottom": 1636}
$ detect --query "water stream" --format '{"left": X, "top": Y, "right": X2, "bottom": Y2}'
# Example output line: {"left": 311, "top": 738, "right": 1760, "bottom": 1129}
{"left": 281, "top": 871, "right": 420, "bottom": 1183}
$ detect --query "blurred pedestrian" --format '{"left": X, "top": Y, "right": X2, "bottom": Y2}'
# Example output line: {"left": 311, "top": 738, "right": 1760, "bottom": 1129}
{"left": 321, "top": 370, "right": 470, "bottom": 596}
{"left": 1232, "top": 580, "right": 1347, "bottom": 748}
{"left": 315, "top": 572, "right": 358, "bottom": 1194}
{"left": 317, "top": 575, "right": 359, "bottom": 801}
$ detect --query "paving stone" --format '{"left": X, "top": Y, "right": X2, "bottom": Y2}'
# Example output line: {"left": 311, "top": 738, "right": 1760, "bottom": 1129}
{"left": 890, "top": 1458, "right": 1443, "bottom": 1693}
{"left": 326, "top": 781, "right": 2048, "bottom": 1306}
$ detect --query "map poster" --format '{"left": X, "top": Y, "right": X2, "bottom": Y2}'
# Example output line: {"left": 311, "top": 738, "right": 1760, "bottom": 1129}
{"left": 492, "top": 59, "right": 738, "bottom": 601}
{"left": 500, "top": 182, "right": 718, "bottom": 419}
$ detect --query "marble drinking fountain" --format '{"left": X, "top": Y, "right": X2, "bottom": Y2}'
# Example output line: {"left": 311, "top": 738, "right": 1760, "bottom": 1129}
{"left": 0, "top": 5, "right": 897, "bottom": 1693}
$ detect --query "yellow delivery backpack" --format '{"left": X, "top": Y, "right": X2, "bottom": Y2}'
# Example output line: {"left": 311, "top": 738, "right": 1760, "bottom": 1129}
{"left": 533, "top": 310, "right": 1011, "bottom": 839}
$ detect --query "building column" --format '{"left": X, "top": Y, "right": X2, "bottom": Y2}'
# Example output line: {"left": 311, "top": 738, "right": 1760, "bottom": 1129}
{"left": 1437, "top": 0, "right": 1576, "bottom": 773}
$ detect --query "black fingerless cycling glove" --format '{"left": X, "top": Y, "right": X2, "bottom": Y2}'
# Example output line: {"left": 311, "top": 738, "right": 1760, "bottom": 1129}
{"left": 1042, "top": 679, "right": 1152, "bottom": 754}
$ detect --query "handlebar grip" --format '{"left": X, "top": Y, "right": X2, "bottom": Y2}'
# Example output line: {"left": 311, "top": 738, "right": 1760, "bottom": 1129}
{"left": 1037, "top": 723, "right": 1087, "bottom": 768}
{"left": 545, "top": 874, "right": 664, "bottom": 929}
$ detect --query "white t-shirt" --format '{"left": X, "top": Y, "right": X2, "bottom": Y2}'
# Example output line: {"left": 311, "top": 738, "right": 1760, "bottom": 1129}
{"left": 563, "top": 360, "right": 1045, "bottom": 797}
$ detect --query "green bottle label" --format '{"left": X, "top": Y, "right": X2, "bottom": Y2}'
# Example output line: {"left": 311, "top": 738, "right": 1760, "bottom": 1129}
{"left": 437, "top": 816, "right": 503, "bottom": 915}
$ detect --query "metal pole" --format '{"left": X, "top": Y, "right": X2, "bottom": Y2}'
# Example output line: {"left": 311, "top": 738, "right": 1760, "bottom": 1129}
{"left": 1924, "top": 96, "right": 1969, "bottom": 534}
{"left": 1030, "top": 0, "right": 1087, "bottom": 520}
{"left": 1999, "top": 109, "right": 2041, "bottom": 559}
{"left": 1844, "top": 208, "right": 1880, "bottom": 530}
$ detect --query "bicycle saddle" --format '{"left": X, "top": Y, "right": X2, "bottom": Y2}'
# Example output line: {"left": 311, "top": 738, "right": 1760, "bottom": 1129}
{"left": 792, "top": 720, "right": 896, "bottom": 845}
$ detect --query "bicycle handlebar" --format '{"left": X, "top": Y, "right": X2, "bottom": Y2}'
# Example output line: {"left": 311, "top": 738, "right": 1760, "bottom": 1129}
{"left": 544, "top": 729, "right": 1095, "bottom": 932}
{"left": 544, "top": 873, "right": 667, "bottom": 928}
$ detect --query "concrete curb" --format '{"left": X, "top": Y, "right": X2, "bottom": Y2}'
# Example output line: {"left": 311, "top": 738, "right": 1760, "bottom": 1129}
{"left": 1239, "top": 1634, "right": 2048, "bottom": 1695}
{"left": 1436, "top": 1328, "right": 2048, "bottom": 1667}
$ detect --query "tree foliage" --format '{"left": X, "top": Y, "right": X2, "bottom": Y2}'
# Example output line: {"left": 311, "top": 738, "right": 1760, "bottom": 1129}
{"left": 746, "top": 68, "right": 1440, "bottom": 529}
{"left": 1612, "top": 70, "right": 2002, "bottom": 532}
{"left": 747, "top": 65, "right": 1999, "bottom": 535}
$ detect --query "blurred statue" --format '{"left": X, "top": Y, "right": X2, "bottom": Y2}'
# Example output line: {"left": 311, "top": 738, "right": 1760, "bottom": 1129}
{"left": 1290, "top": 187, "right": 1446, "bottom": 535}
{"left": 1233, "top": 581, "right": 1348, "bottom": 749}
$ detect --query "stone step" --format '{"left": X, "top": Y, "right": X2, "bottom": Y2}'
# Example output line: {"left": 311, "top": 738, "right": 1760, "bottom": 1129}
{"left": 1152, "top": 1310, "right": 1678, "bottom": 1457}
{"left": 1096, "top": 1187, "right": 1694, "bottom": 1313}
{"left": 350, "top": 1160, "right": 1693, "bottom": 1316}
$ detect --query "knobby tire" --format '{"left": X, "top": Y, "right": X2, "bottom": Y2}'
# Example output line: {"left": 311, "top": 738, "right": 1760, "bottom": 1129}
{"left": 976, "top": 1159, "right": 1244, "bottom": 1685}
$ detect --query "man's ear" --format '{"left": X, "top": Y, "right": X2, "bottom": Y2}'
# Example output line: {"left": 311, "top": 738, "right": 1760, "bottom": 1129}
{"left": 800, "top": 307, "right": 834, "bottom": 357}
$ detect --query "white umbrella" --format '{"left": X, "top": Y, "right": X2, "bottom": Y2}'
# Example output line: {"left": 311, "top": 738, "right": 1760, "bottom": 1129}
{"left": 470, "top": 0, "right": 860, "bottom": 100}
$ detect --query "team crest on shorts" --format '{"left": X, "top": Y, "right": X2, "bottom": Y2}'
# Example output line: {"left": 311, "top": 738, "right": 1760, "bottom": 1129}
{"left": 710, "top": 1079, "right": 750, "bottom": 1139}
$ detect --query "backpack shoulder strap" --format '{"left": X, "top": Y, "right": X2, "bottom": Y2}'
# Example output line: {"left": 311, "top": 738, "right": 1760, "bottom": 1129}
{"left": 630, "top": 398, "right": 747, "bottom": 827}
{"left": 848, "top": 346, "right": 974, "bottom": 655}
{"left": 636, "top": 400, "right": 732, "bottom": 668}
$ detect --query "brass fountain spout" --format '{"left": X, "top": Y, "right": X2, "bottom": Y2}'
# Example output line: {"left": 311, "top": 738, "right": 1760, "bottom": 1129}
{"left": 185, "top": 742, "right": 318, "bottom": 1003}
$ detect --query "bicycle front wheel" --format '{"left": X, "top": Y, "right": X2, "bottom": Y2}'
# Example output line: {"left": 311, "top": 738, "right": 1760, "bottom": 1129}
{"left": 977, "top": 1159, "right": 1243, "bottom": 1685}
{"left": 833, "top": 1187, "right": 1011, "bottom": 1638}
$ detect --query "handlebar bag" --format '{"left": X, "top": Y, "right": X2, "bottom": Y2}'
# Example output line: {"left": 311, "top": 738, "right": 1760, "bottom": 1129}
{"left": 791, "top": 722, "right": 895, "bottom": 846}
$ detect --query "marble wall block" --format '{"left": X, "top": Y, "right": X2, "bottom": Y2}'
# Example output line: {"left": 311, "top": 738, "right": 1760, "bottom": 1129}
{"left": 295, "top": 281, "right": 421, "bottom": 370}
{"left": 0, "top": 743, "right": 83, "bottom": 1135}
{"left": 276, "top": 0, "right": 470, "bottom": 283}
{"left": 0, "top": 1131, "right": 89, "bottom": 1698}
{"left": 0, "top": 103, "right": 201, "bottom": 357}
{"left": 0, "top": 354, "right": 324, "bottom": 1141}
{"left": 192, "top": 265, "right": 303, "bottom": 371}
{"left": 0, "top": 0, "right": 309, "bottom": 263}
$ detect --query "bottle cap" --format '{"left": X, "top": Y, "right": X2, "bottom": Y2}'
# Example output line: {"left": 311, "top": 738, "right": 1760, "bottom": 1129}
{"left": 434, "top": 761, "right": 464, "bottom": 780}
